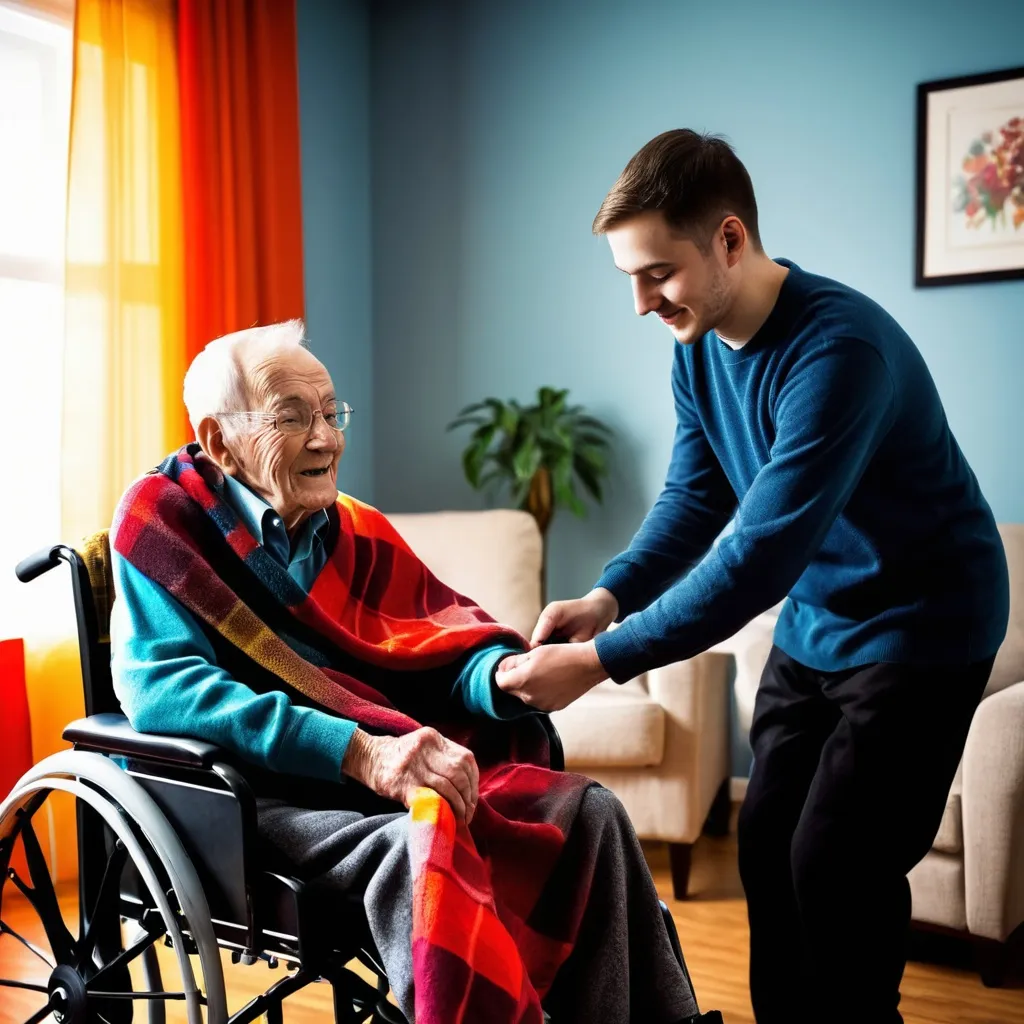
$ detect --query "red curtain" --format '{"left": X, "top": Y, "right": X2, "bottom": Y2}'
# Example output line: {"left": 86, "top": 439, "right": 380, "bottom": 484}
{"left": 178, "top": 0, "right": 306, "bottom": 401}
{"left": 0, "top": 639, "right": 32, "bottom": 877}
{"left": 0, "top": 639, "right": 33, "bottom": 798}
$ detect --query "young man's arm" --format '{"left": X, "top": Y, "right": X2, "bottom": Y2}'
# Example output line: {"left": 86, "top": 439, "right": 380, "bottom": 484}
{"left": 596, "top": 338, "right": 896, "bottom": 682}
{"left": 595, "top": 353, "right": 738, "bottom": 618}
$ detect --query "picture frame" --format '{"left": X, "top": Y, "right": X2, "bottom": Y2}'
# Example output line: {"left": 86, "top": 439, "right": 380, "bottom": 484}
{"left": 915, "top": 64, "right": 1024, "bottom": 287}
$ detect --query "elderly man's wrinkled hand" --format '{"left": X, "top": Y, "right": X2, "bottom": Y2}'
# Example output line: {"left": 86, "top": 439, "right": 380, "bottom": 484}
{"left": 494, "top": 640, "right": 608, "bottom": 712}
{"left": 342, "top": 727, "right": 479, "bottom": 824}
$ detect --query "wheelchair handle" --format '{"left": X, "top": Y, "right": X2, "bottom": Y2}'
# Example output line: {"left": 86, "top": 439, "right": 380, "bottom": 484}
{"left": 15, "top": 545, "right": 71, "bottom": 583}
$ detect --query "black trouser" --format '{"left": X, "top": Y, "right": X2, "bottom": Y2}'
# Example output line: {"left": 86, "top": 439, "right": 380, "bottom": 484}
{"left": 737, "top": 646, "right": 993, "bottom": 1024}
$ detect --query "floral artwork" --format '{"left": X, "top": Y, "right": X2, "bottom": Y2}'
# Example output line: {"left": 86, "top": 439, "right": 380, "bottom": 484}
{"left": 952, "top": 117, "right": 1024, "bottom": 233}
{"left": 917, "top": 65, "right": 1024, "bottom": 286}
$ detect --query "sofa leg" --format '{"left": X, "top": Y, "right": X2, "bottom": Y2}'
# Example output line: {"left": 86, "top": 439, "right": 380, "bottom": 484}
{"left": 975, "top": 938, "right": 1009, "bottom": 988}
{"left": 668, "top": 842, "right": 693, "bottom": 901}
{"left": 702, "top": 777, "right": 732, "bottom": 837}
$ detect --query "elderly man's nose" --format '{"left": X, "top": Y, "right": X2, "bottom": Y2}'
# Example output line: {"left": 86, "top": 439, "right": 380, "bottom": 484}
{"left": 307, "top": 411, "right": 338, "bottom": 447}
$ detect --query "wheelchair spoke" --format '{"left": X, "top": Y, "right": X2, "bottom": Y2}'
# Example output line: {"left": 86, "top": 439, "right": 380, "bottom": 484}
{"left": 76, "top": 839, "right": 128, "bottom": 967}
{"left": 23, "top": 1000, "right": 55, "bottom": 1024}
{"left": 0, "top": 919, "right": 55, "bottom": 968}
{"left": 87, "top": 989, "right": 194, "bottom": 1001}
{"left": 87, "top": 926, "right": 163, "bottom": 990}
{"left": 0, "top": 978, "right": 49, "bottom": 992}
{"left": 12, "top": 810, "right": 77, "bottom": 963}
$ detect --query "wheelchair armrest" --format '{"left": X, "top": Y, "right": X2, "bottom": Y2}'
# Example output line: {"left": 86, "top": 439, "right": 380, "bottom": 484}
{"left": 63, "top": 712, "right": 225, "bottom": 769}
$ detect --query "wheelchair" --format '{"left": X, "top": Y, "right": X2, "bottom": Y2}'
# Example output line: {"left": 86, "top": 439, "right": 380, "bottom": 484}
{"left": 1, "top": 532, "right": 713, "bottom": 1023}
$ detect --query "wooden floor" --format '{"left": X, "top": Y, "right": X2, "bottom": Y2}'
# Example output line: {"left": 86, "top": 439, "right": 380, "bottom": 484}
{"left": 2, "top": 820, "right": 1023, "bottom": 1023}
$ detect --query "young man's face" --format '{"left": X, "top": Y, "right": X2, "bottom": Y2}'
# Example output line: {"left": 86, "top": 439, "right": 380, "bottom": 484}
{"left": 605, "top": 210, "right": 733, "bottom": 345}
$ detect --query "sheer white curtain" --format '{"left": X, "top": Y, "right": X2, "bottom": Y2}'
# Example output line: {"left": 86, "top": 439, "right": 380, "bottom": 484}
{"left": 0, "top": 1, "right": 72, "bottom": 643}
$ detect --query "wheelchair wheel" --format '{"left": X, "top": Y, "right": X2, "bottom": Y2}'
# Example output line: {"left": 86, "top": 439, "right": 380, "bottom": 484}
{"left": 0, "top": 751, "right": 227, "bottom": 1024}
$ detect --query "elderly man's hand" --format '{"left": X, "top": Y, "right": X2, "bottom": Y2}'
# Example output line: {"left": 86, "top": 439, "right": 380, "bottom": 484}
{"left": 342, "top": 727, "right": 479, "bottom": 824}
{"left": 495, "top": 640, "right": 608, "bottom": 712}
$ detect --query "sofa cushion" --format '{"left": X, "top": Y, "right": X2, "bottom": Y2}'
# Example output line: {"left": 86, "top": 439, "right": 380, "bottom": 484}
{"left": 932, "top": 763, "right": 963, "bottom": 855}
{"left": 551, "top": 679, "right": 666, "bottom": 768}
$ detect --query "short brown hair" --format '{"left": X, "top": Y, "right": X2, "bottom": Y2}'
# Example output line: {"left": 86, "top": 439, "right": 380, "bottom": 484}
{"left": 593, "top": 129, "right": 761, "bottom": 249}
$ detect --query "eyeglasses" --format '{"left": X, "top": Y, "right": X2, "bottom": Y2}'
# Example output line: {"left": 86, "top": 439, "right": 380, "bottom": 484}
{"left": 217, "top": 400, "right": 353, "bottom": 435}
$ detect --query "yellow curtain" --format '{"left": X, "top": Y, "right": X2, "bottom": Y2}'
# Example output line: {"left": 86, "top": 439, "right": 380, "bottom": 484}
{"left": 62, "top": 0, "right": 186, "bottom": 540}
{"left": 22, "top": 0, "right": 186, "bottom": 881}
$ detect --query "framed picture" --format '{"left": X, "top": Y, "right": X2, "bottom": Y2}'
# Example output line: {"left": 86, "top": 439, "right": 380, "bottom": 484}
{"left": 916, "top": 64, "right": 1024, "bottom": 287}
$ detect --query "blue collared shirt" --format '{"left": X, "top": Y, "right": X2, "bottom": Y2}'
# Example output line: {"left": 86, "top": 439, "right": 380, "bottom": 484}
{"left": 110, "top": 475, "right": 526, "bottom": 782}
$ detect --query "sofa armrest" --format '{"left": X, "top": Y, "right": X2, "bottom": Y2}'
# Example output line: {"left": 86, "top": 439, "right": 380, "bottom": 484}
{"left": 962, "top": 680, "right": 1024, "bottom": 941}
{"left": 645, "top": 651, "right": 731, "bottom": 824}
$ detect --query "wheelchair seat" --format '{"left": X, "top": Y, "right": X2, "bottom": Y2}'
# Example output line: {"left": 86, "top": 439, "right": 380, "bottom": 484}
{"left": 1, "top": 532, "right": 706, "bottom": 1024}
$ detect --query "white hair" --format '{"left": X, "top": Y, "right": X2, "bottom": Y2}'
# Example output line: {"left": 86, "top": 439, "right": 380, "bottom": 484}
{"left": 182, "top": 319, "right": 308, "bottom": 437}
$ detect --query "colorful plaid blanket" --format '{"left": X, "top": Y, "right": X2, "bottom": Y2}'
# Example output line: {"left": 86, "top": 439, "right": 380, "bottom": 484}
{"left": 112, "top": 445, "right": 596, "bottom": 1023}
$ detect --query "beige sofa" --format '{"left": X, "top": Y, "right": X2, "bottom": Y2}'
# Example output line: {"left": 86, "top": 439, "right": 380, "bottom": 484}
{"left": 908, "top": 523, "right": 1024, "bottom": 984}
{"left": 724, "top": 524, "right": 1024, "bottom": 984}
{"left": 388, "top": 508, "right": 732, "bottom": 899}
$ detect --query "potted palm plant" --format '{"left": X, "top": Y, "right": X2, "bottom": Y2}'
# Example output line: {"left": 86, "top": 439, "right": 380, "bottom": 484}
{"left": 447, "top": 387, "right": 613, "bottom": 538}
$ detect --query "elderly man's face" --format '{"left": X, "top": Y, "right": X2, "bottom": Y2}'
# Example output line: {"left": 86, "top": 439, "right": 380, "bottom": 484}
{"left": 225, "top": 345, "right": 344, "bottom": 531}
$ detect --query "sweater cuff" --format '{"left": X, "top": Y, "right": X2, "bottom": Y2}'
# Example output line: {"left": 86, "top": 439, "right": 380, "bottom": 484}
{"left": 276, "top": 709, "right": 358, "bottom": 782}
{"left": 595, "top": 619, "right": 655, "bottom": 684}
{"left": 593, "top": 564, "right": 641, "bottom": 621}
{"left": 461, "top": 645, "right": 535, "bottom": 720}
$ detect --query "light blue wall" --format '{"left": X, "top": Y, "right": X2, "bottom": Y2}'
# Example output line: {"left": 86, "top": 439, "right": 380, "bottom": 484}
{"left": 370, "top": 0, "right": 1024, "bottom": 609}
{"left": 296, "top": 0, "right": 373, "bottom": 503}
{"left": 370, "top": 0, "right": 464, "bottom": 516}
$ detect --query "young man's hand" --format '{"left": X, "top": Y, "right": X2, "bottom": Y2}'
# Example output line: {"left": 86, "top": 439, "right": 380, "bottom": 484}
{"left": 530, "top": 587, "right": 619, "bottom": 646}
{"left": 495, "top": 640, "right": 608, "bottom": 711}
{"left": 342, "top": 727, "right": 479, "bottom": 824}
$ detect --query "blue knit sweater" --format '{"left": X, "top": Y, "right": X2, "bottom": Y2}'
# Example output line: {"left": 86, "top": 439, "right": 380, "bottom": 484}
{"left": 595, "top": 261, "right": 1009, "bottom": 682}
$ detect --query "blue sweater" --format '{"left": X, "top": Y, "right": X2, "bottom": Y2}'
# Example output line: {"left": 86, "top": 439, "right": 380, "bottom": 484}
{"left": 110, "top": 474, "right": 527, "bottom": 782}
{"left": 595, "top": 261, "right": 1009, "bottom": 682}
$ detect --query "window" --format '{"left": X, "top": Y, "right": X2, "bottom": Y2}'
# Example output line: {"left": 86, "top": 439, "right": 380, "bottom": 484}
{"left": 0, "top": 2, "right": 72, "bottom": 639}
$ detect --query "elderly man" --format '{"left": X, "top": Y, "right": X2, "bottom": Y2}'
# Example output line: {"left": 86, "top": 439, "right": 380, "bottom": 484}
{"left": 109, "top": 321, "right": 713, "bottom": 1024}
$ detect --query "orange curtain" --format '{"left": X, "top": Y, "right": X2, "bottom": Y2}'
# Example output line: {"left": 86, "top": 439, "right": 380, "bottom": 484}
{"left": 178, "top": 0, "right": 306, "bottom": 397}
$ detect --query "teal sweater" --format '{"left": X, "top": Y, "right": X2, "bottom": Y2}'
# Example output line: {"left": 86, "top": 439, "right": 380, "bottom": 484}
{"left": 110, "top": 475, "right": 527, "bottom": 782}
{"left": 595, "top": 261, "right": 1009, "bottom": 682}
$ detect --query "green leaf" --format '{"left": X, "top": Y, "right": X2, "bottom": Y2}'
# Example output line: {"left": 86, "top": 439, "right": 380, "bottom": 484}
{"left": 446, "top": 414, "right": 486, "bottom": 432}
{"left": 574, "top": 415, "right": 613, "bottom": 434}
{"left": 574, "top": 455, "right": 604, "bottom": 501}
{"left": 512, "top": 436, "right": 542, "bottom": 482}
{"left": 551, "top": 453, "right": 574, "bottom": 504}
{"left": 500, "top": 403, "right": 521, "bottom": 437}
{"left": 576, "top": 444, "right": 607, "bottom": 472}
{"left": 572, "top": 432, "right": 612, "bottom": 452}
{"left": 471, "top": 423, "right": 497, "bottom": 445}
{"left": 462, "top": 438, "right": 492, "bottom": 488}
{"left": 452, "top": 400, "right": 488, "bottom": 419}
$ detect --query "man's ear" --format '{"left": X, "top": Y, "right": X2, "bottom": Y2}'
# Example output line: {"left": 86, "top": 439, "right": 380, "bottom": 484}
{"left": 720, "top": 216, "right": 746, "bottom": 267}
{"left": 197, "top": 416, "right": 237, "bottom": 476}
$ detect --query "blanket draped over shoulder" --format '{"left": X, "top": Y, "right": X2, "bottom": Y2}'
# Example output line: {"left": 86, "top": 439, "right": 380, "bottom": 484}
{"left": 112, "top": 445, "right": 597, "bottom": 1023}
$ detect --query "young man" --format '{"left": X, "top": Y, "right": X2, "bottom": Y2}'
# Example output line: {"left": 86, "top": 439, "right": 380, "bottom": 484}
{"left": 495, "top": 129, "right": 1010, "bottom": 1023}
